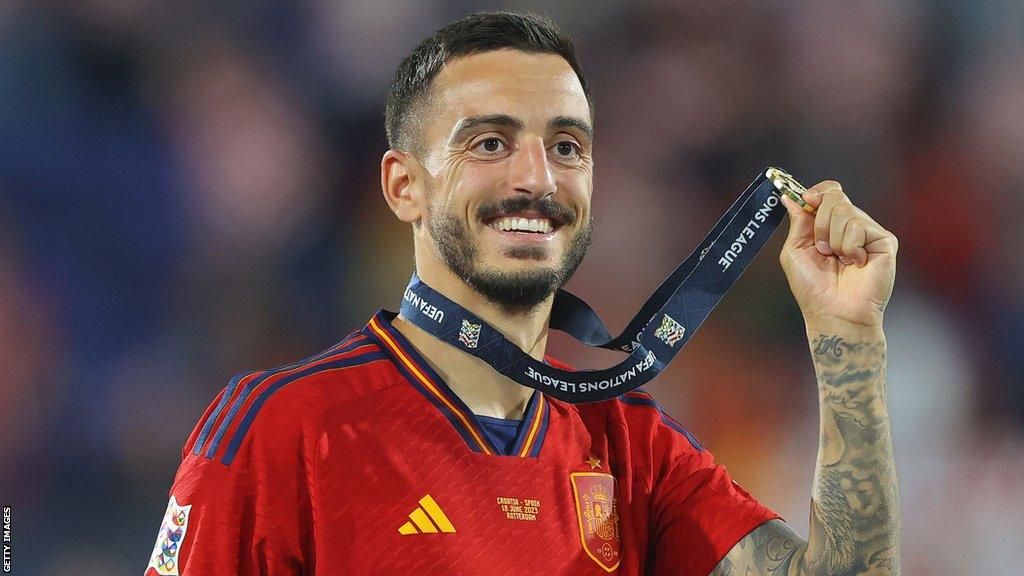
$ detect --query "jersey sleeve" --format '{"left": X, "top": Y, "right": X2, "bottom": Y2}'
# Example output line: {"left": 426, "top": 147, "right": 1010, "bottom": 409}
{"left": 644, "top": 401, "right": 781, "bottom": 576}
{"left": 144, "top": 375, "right": 315, "bottom": 575}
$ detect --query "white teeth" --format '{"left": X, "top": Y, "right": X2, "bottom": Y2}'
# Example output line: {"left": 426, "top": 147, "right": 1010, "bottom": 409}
{"left": 492, "top": 217, "right": 554, "bottom": 233}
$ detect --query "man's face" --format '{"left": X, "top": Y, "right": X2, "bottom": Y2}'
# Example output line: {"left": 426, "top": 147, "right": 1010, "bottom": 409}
{"left": 414, "top": 50, "right": 594, "bottom": 312}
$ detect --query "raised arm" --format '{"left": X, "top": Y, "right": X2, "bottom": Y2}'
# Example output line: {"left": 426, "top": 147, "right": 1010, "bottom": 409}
{"left": 711, "top": 180, "right": 902, "bottom": 575}
{"left": 711, "top": 324, "right": 900, "bottom": 575}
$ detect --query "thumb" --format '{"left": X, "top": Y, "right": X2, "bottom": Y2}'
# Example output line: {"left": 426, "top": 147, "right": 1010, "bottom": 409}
{"left": 781, "top": 194, "right": 815, "bottom": 249}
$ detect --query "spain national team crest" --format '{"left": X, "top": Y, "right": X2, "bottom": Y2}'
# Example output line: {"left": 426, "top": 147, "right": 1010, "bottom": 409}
{"left": 146, "top": 495, "right": 192, "bottom": 575}
{"left": 654, "top": 314, "right": 686, "bottom": 347}
{"left": 570, "top": 472, "right": 621, "bottom": 572}
{"left": 458, "top": 319, "right": 481, "bottom": 349}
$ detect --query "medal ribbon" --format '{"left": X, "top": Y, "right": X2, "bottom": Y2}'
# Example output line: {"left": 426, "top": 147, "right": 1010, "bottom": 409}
{"left": 399, "top": 169, "right": 795, "bottom": 403}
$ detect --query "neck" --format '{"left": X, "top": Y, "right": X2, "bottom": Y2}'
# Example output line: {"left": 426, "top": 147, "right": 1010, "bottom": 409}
{"left": 392, "top": 265, "right": 553, "bottom": 420}
{"left": 416, "top": 264, "right": 553, "bottom": 360}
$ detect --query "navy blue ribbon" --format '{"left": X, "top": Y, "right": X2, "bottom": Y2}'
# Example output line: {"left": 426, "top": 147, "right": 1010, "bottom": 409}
{"left": 398, "top": 169, "right": 788, "bottom": 403}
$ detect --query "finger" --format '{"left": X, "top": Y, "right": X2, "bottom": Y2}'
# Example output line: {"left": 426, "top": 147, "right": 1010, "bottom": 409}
{"left": 859, "top": 215, "right": 895, "bottom": 251}
{"left": 781, "top": 194, "right": 815, "bottom": 249}
{"left": 841, "top": 204, "right": 894, "bottom": 254}
{"left": 841, "top": 218, "right": 868, "bottom": 266}
{"left": 829, "top": 203, "right": 856, "bottom": 260}
{"left": 811, "top": 183, "right": 849, "bottom": 255}
{"left": 800, "top": 179, "right": 843, "bottom": 210}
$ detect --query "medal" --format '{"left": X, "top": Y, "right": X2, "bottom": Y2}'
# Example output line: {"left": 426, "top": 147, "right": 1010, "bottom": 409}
{"left": 397, "top": 167, "right": 809, "bottom": 403}
{"left": 766, "top": 167, "right": 815, "bottom": 214}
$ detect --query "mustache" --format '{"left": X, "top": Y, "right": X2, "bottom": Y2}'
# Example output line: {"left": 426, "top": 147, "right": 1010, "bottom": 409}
{"left": 476, "top": 196, "right": 577, "bottom": 225}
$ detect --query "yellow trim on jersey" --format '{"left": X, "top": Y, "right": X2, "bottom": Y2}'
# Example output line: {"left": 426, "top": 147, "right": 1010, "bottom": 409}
{"left": 369, "top": 317, "right": 494, "bottom": 455}
{"left": 517, "top": 395, "right": 545, "bottom": 457}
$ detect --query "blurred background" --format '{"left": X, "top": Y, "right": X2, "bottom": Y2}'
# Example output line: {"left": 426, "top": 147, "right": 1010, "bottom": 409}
{"left": 1, "top": 0, "right": 1022, "bottom": 573}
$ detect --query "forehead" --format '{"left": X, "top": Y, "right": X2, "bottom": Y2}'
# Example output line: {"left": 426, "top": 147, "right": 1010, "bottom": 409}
{"left": 426, "top": 50, "right": 590, "bottom": 137}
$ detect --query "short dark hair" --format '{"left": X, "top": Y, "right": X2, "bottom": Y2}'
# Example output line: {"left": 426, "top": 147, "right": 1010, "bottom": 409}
{"left": 385, "top": 11, "right": 593, "bottom": 153}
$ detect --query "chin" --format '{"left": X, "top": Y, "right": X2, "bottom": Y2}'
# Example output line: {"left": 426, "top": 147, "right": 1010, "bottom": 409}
{"left": 500, "top": 245, "right": 555, "bottom": 262}
{"left": 478, "top": 251, "right": 560, "bottom": 277}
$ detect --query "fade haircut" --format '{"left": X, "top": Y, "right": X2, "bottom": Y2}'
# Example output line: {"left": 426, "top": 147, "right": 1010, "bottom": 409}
{"left": 384, "top": 11, "right": 593, "bottom": 154}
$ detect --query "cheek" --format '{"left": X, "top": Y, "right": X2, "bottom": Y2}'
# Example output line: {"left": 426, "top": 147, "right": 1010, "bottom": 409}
{"left": 459, "top": 159, "right": 506, "bottom": 188}
{"left": 446, "top": 161, "right": 505, "bottom": 217}
{"left": 557, "top": 172, "right": 592, "bottom": 217}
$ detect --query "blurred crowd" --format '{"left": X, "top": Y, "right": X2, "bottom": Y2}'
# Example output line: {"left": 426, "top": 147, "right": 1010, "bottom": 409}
{"left": 1, "top": 1, "right": 1022, "bottom": 573}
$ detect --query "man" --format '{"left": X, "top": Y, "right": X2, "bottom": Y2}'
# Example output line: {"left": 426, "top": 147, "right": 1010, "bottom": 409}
{"left": 146, "top": 12, "right": 900, "bottom": 576}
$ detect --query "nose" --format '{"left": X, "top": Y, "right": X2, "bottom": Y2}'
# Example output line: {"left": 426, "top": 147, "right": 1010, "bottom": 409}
{"left": 508, "top": 136, "right": 557, "bottom": 198}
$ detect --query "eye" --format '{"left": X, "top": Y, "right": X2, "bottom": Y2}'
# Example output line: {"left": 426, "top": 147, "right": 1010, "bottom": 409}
{"left": 552, "top": 140, "right": 581, "bottom": 159}
{"left": 472, "top": 137, "right": 507, "bottom": 154}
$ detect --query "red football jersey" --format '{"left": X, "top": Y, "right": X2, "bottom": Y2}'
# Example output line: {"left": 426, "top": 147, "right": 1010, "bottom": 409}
{"left": 145, "top": 311, "right": 779, "bottom": 575}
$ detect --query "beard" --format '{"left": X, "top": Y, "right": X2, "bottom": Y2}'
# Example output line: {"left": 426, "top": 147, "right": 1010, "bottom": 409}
{"left": 426, "top": 195, "right": 593, "bottom": 314}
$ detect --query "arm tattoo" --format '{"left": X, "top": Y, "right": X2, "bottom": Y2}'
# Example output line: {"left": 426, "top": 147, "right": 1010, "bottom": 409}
{"left": 710, "top": 332, "right": 900, "bottom": 576}
{"left": 806, "top": 333, "right": 900, "bottom": 575}
{"left": 710, "top": 520, "right": 807, "bottom": 576}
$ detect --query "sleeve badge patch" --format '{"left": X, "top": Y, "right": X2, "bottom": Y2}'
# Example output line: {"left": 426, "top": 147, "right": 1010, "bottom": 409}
{"left": 570, "top": 472, "right": 622, "bottom": 572}
{"left": 145, "top": 495, "right": 192, "bottom": 575}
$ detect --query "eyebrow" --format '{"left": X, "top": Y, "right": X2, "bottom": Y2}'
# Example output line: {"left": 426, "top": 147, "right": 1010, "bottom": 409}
{"left": 550, "top": 116, "right": 594, "bottom": 144}
{"left": 449, "top": 114, "right": 523, "bottom": 144}
{"left": 448, "top": 114, "right": 594, "bottom": 145}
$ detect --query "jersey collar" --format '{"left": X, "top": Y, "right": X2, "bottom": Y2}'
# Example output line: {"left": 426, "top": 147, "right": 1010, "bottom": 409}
{"left": 364, "top": 310, "right": 549, "bottom": 458}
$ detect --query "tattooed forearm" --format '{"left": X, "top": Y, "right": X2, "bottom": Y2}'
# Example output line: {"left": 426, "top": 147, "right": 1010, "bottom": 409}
{"left": 805, "top": 330, "right": 900, "bottom": 575}
{"left": 710, "top": 519, "right": 808, "bottom": 576}
{"left": 710, "top": 329, "right": 900, "bottom": 576}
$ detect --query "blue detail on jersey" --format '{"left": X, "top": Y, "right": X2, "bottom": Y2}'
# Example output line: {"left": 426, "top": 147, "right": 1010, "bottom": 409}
{"left": 526, "top": 398, "right": 551, "bottom": 458}
{"left": 618, "top": 393, "right": 704, "bottom": 452}
{"left": 193, "top": 370, "right": 259, "bottom": 457}
{"left": 505, "top": 390, "right": 547, "bottom": 458}
{"left": 220, "top": 350, "right": 387, "bottom": 465}
{"left": 476, "top": 415, "right": 522, "bottom": 455}
{"left": 205, "top": 335, "right": 373, "bottom": 459}
{"left": 193, "top": 331, "right": 368, "bottom": 458}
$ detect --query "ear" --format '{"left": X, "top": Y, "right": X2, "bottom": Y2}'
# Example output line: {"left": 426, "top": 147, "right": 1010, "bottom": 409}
{"left": 381, "top": 149, "right": 425, "bottom": 224}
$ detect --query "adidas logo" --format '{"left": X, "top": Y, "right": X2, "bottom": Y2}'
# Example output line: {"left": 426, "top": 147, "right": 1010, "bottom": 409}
{"left": 398, "top": 494, "right": 456, "bottom": 535}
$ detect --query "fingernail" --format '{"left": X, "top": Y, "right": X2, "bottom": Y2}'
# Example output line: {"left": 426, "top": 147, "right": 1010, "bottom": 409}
{"left": 839, "top": 255, "right": 851, "bottom": 266}
{"left": 816, "top": 240, "right": 833, "bottom": 255}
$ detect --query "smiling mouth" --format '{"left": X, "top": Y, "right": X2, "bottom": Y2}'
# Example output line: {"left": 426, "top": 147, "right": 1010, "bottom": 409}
{"left": 487, "top": 216, "right": 557, "bottom": 234}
